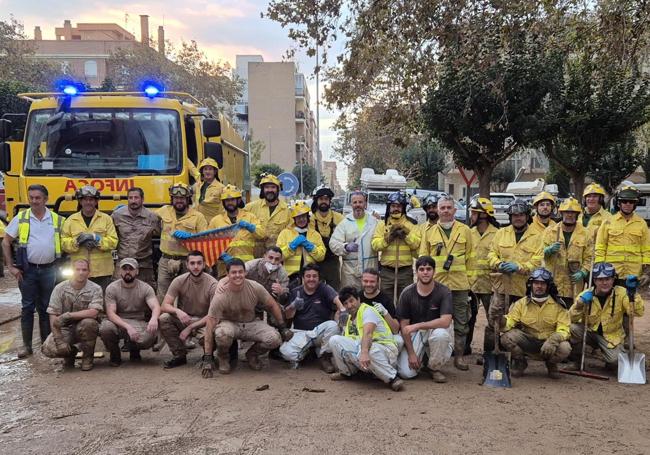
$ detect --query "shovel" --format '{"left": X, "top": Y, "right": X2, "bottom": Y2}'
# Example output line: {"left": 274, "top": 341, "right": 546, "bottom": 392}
{"left": 482, "top": 293, "right": 511, "bottom": 388}
{"left": 618, "top": 287, "right": 646, "bottom": 384}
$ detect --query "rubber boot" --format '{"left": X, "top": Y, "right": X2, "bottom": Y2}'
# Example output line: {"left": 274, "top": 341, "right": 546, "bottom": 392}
{"left": 64, "top": 346, "right": 78, "bottom": 368}
{"left": 546, "top": 361, "right": 561, "bottom": 379}
{"left": 18, "top": 317, "right": 34, "bottom": 358}
{"left": 511, "top": 357, "right": 527, "bottom": 377}
{"left": 38, "top": 314, "right": 51, "bottom": 344}
{"left": 453, "top": 337, "right": 469, "bottom": 371}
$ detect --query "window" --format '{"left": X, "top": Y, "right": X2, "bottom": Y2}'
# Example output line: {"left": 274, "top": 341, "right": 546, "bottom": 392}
{"left": 84, "top": 60, "right": 98, "bottom": 78}
{"left": 448, "top": 184, "right": 455, "bottom": 195}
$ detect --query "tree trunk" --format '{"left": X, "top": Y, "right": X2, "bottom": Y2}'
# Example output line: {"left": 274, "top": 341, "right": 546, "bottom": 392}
{"left": 476, "top": 166, "right": 492, "bottom": 197}
{"left": 571, "top": 172, "right": 586, "bottom": 199}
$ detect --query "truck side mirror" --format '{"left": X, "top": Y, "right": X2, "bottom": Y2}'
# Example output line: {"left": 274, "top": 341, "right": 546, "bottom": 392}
{"left": 204, "top": 142, "right": 223, "bottom": 168}
{"left": 0, "top": 143, "right": 11, "bottom": 172}
{"left": 0, "top": 119, "right": 13, "bottom": 141}
{"left": 202, "top": 118, "right": 221, "bottom": 138}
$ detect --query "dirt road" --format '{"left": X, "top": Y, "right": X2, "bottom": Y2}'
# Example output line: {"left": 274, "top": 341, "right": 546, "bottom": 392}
{"left": 0, "top": 278, "right": 648, "bottom": 454}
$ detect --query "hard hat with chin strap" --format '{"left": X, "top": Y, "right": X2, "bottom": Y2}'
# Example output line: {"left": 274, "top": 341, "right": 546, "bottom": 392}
{"left": 291, "top": 201, "right": 311, "bottom": 218}
{"left": 259, "top": 173, "right": 283, "bottom": 190}
{"left": 558, "top": 197, "right": 582, "bottom": 213}
{"left": 532, "top": 191, "right": 556, "bottom": 206}
{"left": 583, "top": 183, "right": 607, "bottom": 198}
{"left": 169, "top": 182, "right": 193, "bottom": 198}
{"left": 470, "top": 197, "right": 495, "bottom": 216}
{"left": 221, "top": 184, "right": 242, "bottom": 200}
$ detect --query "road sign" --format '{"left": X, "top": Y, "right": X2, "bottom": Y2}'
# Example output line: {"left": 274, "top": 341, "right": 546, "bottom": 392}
{"left": 278, "top": 172, "right": 300, "bottom": 197}
{"left": 459, "top": 168, "right": 477, "bottom": 186}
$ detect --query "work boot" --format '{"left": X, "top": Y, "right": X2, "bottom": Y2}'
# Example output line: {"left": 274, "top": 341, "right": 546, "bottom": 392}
{"left": 217, "top": 353, "right": 231, "bottom": 374}
{"left": 511, "top": 358, "right": 527, "bottom": 377}
{"left": 152, "top": 337, "right": 165, "bottom": 352}
{"left": 246, "top": 348, "right": 264, "bottom": 371}
{"left": 390, "top": 377, "right": 404, "bottom": 391}
{"left": 80, "top": 356, "right": 94, "bottom": 371}
{"left": 454, "top": 338, "right": 469, "bottom": 371}
{"left": 38, "top": 314, "right": 51, "bottom": 343}
{"left": 17, "top": 347, "right": 33, "bottom": 359}
{"left": 546, "top": 361, "right": 561, "bottom": 379}
{"left": 130, "top": 350, "right": 142, "bottom": 362}
{"left": 162, "top": 355, "right": 187, "bottom": 369}
{"left": 319, "top": 353, "right": 336, "bottom": 374}
{"left": 109, "top": 349, "right": 122, "bottom": 367}
{"left": 431, "top": 370, "right": 448, "bottom": 383}
{"left": 64, "top": 347, "right": 78, "bottom": 368}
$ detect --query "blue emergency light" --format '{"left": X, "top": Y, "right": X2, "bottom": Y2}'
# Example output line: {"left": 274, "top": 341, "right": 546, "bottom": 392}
{"left": 62, "top": 85, "right": 78, "bottom": 96}
{"left": 144, "top": 85, "right": 160, "bottom": 97}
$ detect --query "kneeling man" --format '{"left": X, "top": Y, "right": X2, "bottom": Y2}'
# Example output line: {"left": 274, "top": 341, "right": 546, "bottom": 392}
{"left": 329, "top": 287, "right": 404, "bottom": 391}
{"left": 100, "top": 258, "right": 161, "bottom": 366}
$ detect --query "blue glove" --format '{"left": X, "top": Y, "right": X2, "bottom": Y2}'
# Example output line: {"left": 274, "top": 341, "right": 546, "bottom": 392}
{"left": 543, "top": 242, "right": 561, "bottom": 257}
{"left": 289, "top": 235, "right": 306, "bottom": 251}
{"left": 238, "top": 220, "right": 256, "bottom": 233}
{"left": 570, "top": 270, "right": 587, "bottom": 283}
{"left": 580, "top": 289, "right": 593, "bottom": 305}
{"left": 93, "top": 234, "right": 102, "bottom": 243}
{"left": 626, "top": 275, "right": 639, "bottom": 291}
{"left": 173, "top": 230, "right": 192, "bottom": 240}
{"left": 499, "top": 262, "right": 519, "bottom": 273}
{"left": 220, "top": 253, "right": 234, "bottom": 263}
{"left": 303, "top": 239, "right": 315, "bottom": 252}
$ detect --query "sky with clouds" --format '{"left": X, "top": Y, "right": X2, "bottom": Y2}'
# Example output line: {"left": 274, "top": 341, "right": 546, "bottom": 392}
{"left": 0, "top": 0, "right": 347, "bottom": 186}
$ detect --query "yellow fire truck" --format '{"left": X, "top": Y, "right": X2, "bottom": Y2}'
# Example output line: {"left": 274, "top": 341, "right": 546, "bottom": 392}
{"left": 0, "top": 87, "right": 248, "bottom": 217}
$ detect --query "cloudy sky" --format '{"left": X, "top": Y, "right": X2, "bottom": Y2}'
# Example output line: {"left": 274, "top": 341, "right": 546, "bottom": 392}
{"left": 0, "top": 0, "right": 347, "bottom": 186}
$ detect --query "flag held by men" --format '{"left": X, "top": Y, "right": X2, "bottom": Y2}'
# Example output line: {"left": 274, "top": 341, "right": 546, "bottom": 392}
{"left": 177, "top": 225, "right": 239, "bottom": 267}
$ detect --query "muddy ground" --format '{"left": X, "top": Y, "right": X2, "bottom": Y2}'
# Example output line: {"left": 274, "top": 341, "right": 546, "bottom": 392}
{"left": 0, "top": 275, "right": 648, "bottom": 455}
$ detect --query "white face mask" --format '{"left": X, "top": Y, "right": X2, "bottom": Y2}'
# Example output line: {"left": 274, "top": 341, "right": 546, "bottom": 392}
{"left": 439, "top": 220, "right": 454, "bottom": 229}
{"left": 531, "top": 295, "right": 549, "bottom": 303}
{"left": 294, "top": 226, "right": 308, "bottom": 234}
{"left": 265, "top": 262, "right": 279, "bottom": 273}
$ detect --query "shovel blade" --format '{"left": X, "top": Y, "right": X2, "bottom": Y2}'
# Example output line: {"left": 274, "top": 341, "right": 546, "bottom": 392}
{"left": 482, "top": 352, "right": 512, "bottom": 388}
{"left": 618, "top": 351, "right": 646, "bottom": 384}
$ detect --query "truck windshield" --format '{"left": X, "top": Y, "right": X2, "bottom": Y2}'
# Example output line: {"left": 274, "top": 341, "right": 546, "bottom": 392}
{"left": 23, "top": 108, "right": 182, "bottom": 175}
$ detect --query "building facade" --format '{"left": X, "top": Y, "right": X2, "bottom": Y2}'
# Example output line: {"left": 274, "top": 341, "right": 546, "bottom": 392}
{"left": 235, "top": 56, "right": 317, "bottom": 173}
{"left": 28, "top": 16, "right": 164, "bottom": 88}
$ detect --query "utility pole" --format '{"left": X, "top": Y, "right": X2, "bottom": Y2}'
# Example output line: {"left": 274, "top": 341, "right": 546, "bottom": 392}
{"left": 315, "top": 24, "right": 322, "bottom": 185}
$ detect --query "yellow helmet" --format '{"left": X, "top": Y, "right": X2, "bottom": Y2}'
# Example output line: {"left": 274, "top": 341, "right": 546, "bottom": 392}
{"left": 291, "top": 201, "right": 311, "bottom": 218}
{"left": 469, "top": 197, "right": 495, "bottom": 216}
{"left": 169, "top": 182, "right": 193, "bottom": 198}
{"left": 199, "top": 157, "right": 220, "bottom": 171}
{"left": 532, "top": 191, "right": 556, "bottom": 206}
{"left": 259, "top": 173, "right": 282, "bottom": 189}
{"left": 220, "top": 184, "right": 242, "bottom": 200}
{"left": 558, "top": 197, "right": 581, "bottom": 213}
{"left": 583, "top": 183, "right": 606, "bottom": 198}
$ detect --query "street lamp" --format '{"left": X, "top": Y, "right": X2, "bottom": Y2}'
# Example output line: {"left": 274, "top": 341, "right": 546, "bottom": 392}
{"left": 297, "top": 145, "right": 305, "bottom": 199}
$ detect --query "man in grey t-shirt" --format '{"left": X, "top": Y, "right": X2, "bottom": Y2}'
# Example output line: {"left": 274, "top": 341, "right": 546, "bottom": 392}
{"left": 396, "top": 255, "right": 454, "bottom": 383}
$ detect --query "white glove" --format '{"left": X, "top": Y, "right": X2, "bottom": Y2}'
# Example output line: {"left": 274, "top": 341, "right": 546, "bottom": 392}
{"left": 373, "top": 303, "right": 388, "bottom": 316}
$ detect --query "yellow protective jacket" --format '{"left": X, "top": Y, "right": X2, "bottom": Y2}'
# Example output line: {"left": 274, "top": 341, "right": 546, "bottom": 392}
{"left": 537, "top": 222, "right": 593, "bottom": 298}
{"left": 209, "top": 210, "right": 266, "bottom": 276}
{"left": 157, "top": 206, "right": 208, "bottom": 257}
{"left": 594, "top": 212, "right": 650, "bottom": 277}
{"left": 487, "top": 225, "right": 542, "bottom": 297}
{"left": 505, "top": 296, "right": 570, "bottom": 341}
{"left": 244, "top": 199, "right": 292, "bottom": 254}
{"left": 570, "top": 286, "right": 644, "bottom": 348}
{"left": 579, "top": 207, "right": 612, "bottom": 243}
{"left": 277, "top": 227, "right": 326, "bottom": 276}
{"left": 310, "top": 210, "right": 344, "bottom": 259}
{"left": 528, "top": 216, "right": 556, "bottom": 237}
{"left": 193, "top": 179, "right": 225, "bottom": 222}
{"left": 61, "top": 211, "right": 118, "bottom": 278}
{"left": 371, "top": 216, "right": 420, "bottom": 268}
{"left": 467, "top": 224, "right": 499, "bottom": 294}
{"left": 419, "top": 221, "right": 473, "bottom": 291}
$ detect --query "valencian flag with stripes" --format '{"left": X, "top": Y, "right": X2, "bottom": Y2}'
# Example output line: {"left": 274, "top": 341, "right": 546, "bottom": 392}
{"left": 179, "top": 224, "right": 239, "bottom": 267}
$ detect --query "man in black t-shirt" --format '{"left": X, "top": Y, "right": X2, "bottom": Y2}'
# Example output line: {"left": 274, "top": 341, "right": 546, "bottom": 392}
{"left": 279, "top": 264, "right": 343, "bottom": 372}
{"left": 359, "top": 268, "right": 400, "bottom": 334}
{"left": 396, "top": 256, "right": 454, "bottom": 383}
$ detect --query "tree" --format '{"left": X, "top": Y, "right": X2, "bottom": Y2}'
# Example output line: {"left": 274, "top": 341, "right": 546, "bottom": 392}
{"left": 292, "top": 163, "right": 317, "bottom": 196}
{"left": 400, "top": 141, "right": 447, "bottom": 189}
{"left": 545, "top": 160, "right": 571, "bottom": 198}
{"left": 106, "top": 39, "right": 241, "bottom": 114}
{"left": 540, "top": 2, "right": 650, "bottom": 196}
{"left": 491, "top": 161, "right": 516, "bottom": 193}
{"left": 0, "top": 79, "right": 32, "bottom": 117}
{"left": 422, "top": 4, "right": 564, "bottom": 196}
{"left": 0, "top": 17, "right": 61, "bottom": 89}
{"left": 253, "top": 164, "right": 284, "bottom": 187}
{"left": 588, "top": 133, "right": 643, "bottom": 195}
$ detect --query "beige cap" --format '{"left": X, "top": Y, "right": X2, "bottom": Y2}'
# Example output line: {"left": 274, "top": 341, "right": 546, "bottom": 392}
{"left": 119, "top": 258, "right": 139, "bottom": 269}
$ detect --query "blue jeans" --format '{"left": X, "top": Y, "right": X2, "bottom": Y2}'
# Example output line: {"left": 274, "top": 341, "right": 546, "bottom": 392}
{"left": 19, "top": 265, "right": 57, "bottom": 346}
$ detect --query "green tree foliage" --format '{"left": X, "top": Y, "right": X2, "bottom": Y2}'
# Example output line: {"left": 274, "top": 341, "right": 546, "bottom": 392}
{"left": 491, "top": 161, "right": 516, "bottom": 193}
{"left": 588, "top": 133, "right": 643, "bottom": 195}
{"left": 253, "top": 164, "right": 284, "bottom": 187}
{"left": 292, "top": 163, "right": 317, "bottom": 196}
{"left": 545, "top": 160, "right": 572, "bottom": 198}
{"left": 106, "top": 40, "right": 241, "bottom": 114}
